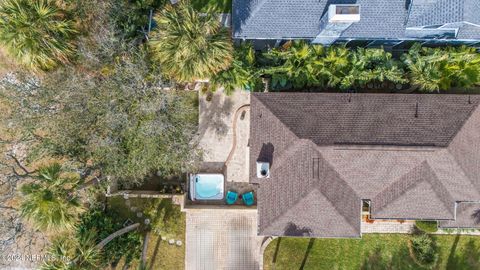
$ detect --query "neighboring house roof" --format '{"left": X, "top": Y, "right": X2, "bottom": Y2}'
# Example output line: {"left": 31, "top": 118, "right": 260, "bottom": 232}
{"left": 406, "top": 0, "right": 480, "bottom": 28}
{"left": 233, "top": 0, "right": 480, "bottom": 40}
{"left": 250, "top": 93, "right": 480, "bottom": 237}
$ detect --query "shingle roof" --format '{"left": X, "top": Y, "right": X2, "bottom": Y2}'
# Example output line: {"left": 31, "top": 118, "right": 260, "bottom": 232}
{"left": 250, "top": 93, "right": 480, "bottom": 237}
{"left": 407, "top": 0, "right": 480, "bottom": 27}
{"left": 439, "top": 203, "right": 480, "bottom": 228}
{"left": 232, "top": 0, "right": 480, "bottom": 40}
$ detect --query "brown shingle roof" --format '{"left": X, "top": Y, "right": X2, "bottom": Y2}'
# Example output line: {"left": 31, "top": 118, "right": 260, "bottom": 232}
{"left": 250, "top": 93, "right": 480, "bottom": 237}
{"left": 439, "top": 203, "right": 480, "bottom": 228}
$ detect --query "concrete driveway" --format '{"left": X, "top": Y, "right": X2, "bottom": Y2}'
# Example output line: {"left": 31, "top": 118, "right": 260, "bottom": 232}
{"left": 185, "top": 209, "right": 263, "bottom": 270}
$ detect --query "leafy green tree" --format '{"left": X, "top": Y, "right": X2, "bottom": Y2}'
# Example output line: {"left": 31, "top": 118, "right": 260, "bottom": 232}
{"left": 2, "top": 51, "right": 199, "bottom": 186}
{"left": 0, "top": 0, "right": 77, "bottom": 71}
{"left": 149, "top": 1, "right": 233, "bottom": 82}
{"left": 20, "top": 163, "right": 84, "bottom": 232}
{"left": 210, "top": 42, "right": 258, "bottom": 95}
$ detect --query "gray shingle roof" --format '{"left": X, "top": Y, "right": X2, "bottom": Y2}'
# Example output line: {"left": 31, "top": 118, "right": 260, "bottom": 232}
{"left": 250, "top": 93, "right": 480, "bottom": 237}
{"left": 233, "top": 0, "right": 480, "bottom": 40}
{"left": 407, "top": 0, "right": 480, "bottom": 27}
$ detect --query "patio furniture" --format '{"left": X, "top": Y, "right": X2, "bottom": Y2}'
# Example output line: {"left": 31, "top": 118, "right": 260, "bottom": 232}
{"left": 242, "top": 191, "right": 255, "bottom": 206}
{"left": 226, "top": 191, "right": 238, "bottom": 205}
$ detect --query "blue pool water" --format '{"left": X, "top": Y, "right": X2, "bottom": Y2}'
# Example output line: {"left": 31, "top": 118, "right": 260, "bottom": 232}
{"left": 190, "top": 174, "right": 224, "bottom": 200}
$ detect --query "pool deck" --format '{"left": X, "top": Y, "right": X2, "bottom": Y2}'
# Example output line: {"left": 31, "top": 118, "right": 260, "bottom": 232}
{"left": 184, "top": 89, "right": 263, "bottom": 269}
{"left": 197, "top": 89, "right": 250, "bottom": 183}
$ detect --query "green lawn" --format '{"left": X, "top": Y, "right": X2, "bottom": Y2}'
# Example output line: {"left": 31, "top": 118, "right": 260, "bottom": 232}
{"left": 191, "top": 0, "right": 232, "bottom": 13}
{"left": 264, "top": 234, "right": 480, "bottom": 270}
{"left": 107, "top": 197, "right": 186, "bottom": 270}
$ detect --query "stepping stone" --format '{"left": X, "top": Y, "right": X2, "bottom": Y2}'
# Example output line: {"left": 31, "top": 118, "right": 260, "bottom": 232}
{"left": 176, "top": 240, "right": 182, "bottom": 246}
{"left": 168, "top": 239, "right": 175, "bottom": 245}
{"left": 123, "top": 194, "right": 129, "bottom": 200}
{"left": 130, "top": 206, "right": 137, "bottom": 212}
{"left": 144, "top": 218, "right": 150, "bottom": 225}
{"left": 161, "top": 236, "right": 167, "bottom": 241}
{"left": 125, "top": 200, "right": 131, "bottom": 206}
{"left": 136, "top": 212, "right": 143, "bottom": 218}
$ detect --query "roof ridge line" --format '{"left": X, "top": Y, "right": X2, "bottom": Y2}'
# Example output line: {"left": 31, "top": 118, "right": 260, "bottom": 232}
{"left": 422, "top": 162, "right": 456, "bottom": 215}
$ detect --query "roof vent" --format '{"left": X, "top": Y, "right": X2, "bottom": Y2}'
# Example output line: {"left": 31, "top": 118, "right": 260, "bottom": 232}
{"left": 328, "top": 4, "right": 360, "bottom": 23}
{"left": 256, "top": 161, "right": 270, "bottom": 178}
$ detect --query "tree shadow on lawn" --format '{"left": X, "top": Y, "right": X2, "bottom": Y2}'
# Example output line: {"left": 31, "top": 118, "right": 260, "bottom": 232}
{"left": 148, "top": 236, "right": 163, "bottom": 270}
{"left": 361, "top": 245, "right": 419, "bottom": 270}
{"left": 446, "top": 237, "right": 480, "bottom": 270}
{"left": 299, "top": 238, "right": 315, "bottom": 270}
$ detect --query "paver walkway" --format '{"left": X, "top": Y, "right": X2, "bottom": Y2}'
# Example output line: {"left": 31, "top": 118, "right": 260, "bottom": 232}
{"left": 361, "top": 220, "right": 415, "bottom": 234}
{"left": 185, "top": 209, "right": 263, "bottom": 270}
{"left": 198, "top": 89, "right": 250, "bottom": 184}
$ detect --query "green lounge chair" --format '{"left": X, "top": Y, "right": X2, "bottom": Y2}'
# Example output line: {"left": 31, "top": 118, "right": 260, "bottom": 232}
{"left": 226, "top": 191, "right": 238, "bottom": 205}
{"left": 242, "top": 191, "right": 254, "bottom": 206}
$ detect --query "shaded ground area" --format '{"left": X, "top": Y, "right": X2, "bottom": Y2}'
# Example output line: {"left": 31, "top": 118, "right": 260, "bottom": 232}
{"left": 185, "top": 209, "right": 263, "bottom": 270}
{"left": 192, "top": 0, "right": 232, "bottom": 12}
{"left": 197, "top": 89, "right": 249, "bottom": 169}
{"left": 264, "top": 234, "right": 480, "bottom": 270}
{"left": 107, "top": 197, "right": 186, "bottom": 270}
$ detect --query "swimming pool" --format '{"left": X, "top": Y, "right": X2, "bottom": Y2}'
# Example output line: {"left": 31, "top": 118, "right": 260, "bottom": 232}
{"left": 189, "top": 173, "right": 224, "bottom": 201}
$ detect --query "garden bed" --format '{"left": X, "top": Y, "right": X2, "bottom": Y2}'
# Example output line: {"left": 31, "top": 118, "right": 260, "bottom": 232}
{"left": 264, "top": 234, "right": 480, "bottom": 270}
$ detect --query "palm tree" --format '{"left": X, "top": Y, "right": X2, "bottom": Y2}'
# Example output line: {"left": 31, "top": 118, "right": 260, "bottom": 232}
{"left": 210, "top": 43, "right": 257, "bottom": 95}
{"left": 40, "top": 230, "right": 101, "bottom": 270}
{"left": 263, "top": 40, "right": 326, "bottom": 89}
{"left": 402, "top": 44, "right": 449, "bottom": 92}
{"left": 0, "top": 0, "right": 77, "bottom": 71}
{"left": 319, "top": 46, "right": 352, "bottom": 89}
{"left": 346, "top": 47, "right": 407, "bottom": 89}
{"left": 149, "top": 1, "right": 233, "bottom": 83}
{"left": 20, "top": 163, "right": 84, "bottom": 232}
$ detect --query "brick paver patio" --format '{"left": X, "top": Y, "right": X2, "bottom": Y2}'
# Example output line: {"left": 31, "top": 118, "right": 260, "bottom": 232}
{"left": 185, "top": 209, "right": 263, "bottom": 270}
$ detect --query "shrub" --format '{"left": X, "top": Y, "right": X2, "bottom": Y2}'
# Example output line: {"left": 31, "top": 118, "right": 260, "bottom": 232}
{"left": 410, "top": 234, "right": 438, "bottom": 268}
{"left": 415, "top": 220, "right": 438, "bottom": 233}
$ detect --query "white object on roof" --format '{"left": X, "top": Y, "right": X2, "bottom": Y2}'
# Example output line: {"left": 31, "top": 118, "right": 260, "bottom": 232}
{"left": 328, "top": 4, "right": 361, "bottom": 23}
{"left": 256, "top": 161, "right": 270, "bottom": 178}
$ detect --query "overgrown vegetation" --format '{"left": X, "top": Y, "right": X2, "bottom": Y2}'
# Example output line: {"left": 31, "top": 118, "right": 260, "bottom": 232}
{"left": 0, "top": 0, "right": 197, "bottom": 268}
{"left": 211, "top": 41, "right": 480, "bottom": 94}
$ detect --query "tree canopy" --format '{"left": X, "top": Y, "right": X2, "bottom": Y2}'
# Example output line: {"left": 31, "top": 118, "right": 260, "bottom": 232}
{"left": 2, "top": 52, "right": 200, "bottom": 185}
{"left": 20, "top": 163, "right": 84, "bottom": 231}
{"left": 149, "top": 1, "right": 233, "bottom": 82}
{"left": 0, "top": 0, "right": 77, "bottom": 71}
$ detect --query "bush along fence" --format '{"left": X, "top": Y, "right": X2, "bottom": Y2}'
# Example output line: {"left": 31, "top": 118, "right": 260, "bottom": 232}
{"left": 209, "top": 41, "right": 480, "bottom": 95}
